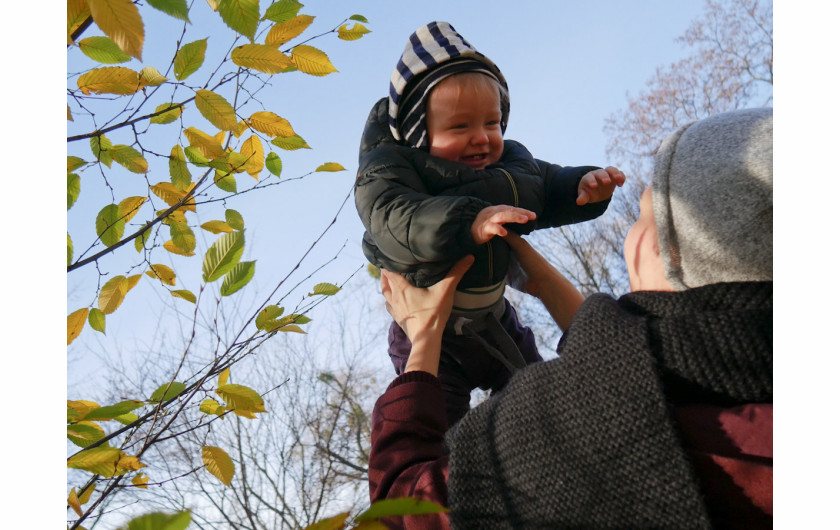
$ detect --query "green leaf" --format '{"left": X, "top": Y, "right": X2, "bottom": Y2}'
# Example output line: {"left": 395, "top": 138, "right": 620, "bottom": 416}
{"left": 91, "top": 134, "right": 113, "bottom": 167}
{"left": 114, "top": 412, "right": 139, "bottom": 425}
{"left": 171, "top": 289, "right": 197, "bottom": 303}
{"left": 78, "top": 36, "right": 131, "bottom": 63}
{"left": 174, "top": 38, "right": 207, "bottom": 80}
{"left": 218, "top": 0, "right": 259, "bottom": 41}
{"left": 349, "top": 14, "right": 368, "bottom": 23}
{"left": 265, "top": 152, "right": 282, "bottom": 176}
{"left": 170, "top": 221, "right": 196, "bottom": 254}
{"left": 67, "top": 422, "right": 105, "bottom": 448}
{"left": 308, "top": 282, "right": 340, "bottom": 296}
{"left": 195, "top": 89, "right": 238, "bottom": 131}
{"left": 146, "top": 0, "right": 190, "bottom": 21}
{"left": 263, "top": 0, "right": 302, "bottom": 23}
{"left": 96, "top": 204, "right": 126, "bottom": 247}
{"left": 68, "top": 173, "right": 81, "bottom": 210}
{"left": 315, "top": 162, "right": 345, "bottom": 172}
{"left": 135, "top": 228, "right": 150, "bottom": 252}
{"left": 225, "top": 209, "right": 244, "bottom": 230}
{"left": 169, "top": 145, "right": 192, "bottom": 190}
{"left": 202, "top": 231, "right": 245, "bottom": 282}
{"left": 88, "top": 308, "right": 106, "bottom": 334}
{"left": 271, "top": 134, "right": 309, "bottom": 151}
{"left": 84, "top": 400, "right": 145, "bottom": 421}
{"left": 202, "top": 446, "right": 235, "bottom": 486}
{"left": 355, "top": 498, "right": 449, "bottom": 523}
{"left": 184, "top": 145, "right": 210, "bottom": 166}
{"left": 68, "top": 233, "right": 73, "bottom": 266}
{"left": 124, "top": 510, "right": 192, "bottom": 530}
{"left": 149, "top": 382, "right": 187, "bottom": 403}
{"left": 220, "top": 260, "right": 255, "bottom": 296}
{"left": 110, "top": 144, "right": 148, "bottom": 173}
{"left": 256, "top": 305, "right": 283, "bottom": 330}
{"left": 214, "top": 169, "right": 237, "bottom": 193}
{"left": 68, "top": 155, "right": 87, "bottom": 172}
{"left": 151, "top": 103, "right": 183, "bottom": 125}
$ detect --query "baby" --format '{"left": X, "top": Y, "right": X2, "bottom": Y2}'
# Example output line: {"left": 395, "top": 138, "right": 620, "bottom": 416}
{"left": 355, "top": 21, "right": 624, "bottom": 425}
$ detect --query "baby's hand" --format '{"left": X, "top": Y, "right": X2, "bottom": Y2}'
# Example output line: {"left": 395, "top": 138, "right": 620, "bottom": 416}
{"left": 471, "top": 205, "right": 536, "bottom": 245}
{"left": 577, "top": 166, "right": 626, "bottom": 205}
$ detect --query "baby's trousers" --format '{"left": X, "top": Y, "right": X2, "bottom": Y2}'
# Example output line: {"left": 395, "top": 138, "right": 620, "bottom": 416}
{"left": 387, "top": 299, "right": 542, "bottom": 426}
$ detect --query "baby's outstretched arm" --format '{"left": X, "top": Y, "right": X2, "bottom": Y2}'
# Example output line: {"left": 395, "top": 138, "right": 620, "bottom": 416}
{"left": 471, "top": 205, "right": 537, "bottom": 244}
{"left": 576, "top": 166, "right": 626, "bottom": 206}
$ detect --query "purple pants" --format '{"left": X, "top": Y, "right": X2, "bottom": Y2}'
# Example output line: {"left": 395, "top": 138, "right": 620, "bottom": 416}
{"left": 388, "top": 298, "right": 542, "bottom": 426}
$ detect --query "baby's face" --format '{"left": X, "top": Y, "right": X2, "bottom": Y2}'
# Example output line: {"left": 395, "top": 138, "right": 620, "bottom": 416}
{"left": 426, "top": 74, "right": 503, "bottom": 170}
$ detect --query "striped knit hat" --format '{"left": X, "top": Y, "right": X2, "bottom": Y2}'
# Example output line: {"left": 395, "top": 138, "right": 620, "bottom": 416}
{"left": 388, "top": 21, "right": 510, "bottom": 148}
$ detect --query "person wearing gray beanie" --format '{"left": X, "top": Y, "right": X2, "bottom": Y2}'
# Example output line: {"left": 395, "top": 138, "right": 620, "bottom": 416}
{"left": 369, "top": 108, "right": 772, "bottom": 529}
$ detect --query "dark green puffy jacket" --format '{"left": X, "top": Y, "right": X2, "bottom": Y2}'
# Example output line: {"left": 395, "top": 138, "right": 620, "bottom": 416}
{"left": 355, "top": 97, "right": 610, "bottom": 288}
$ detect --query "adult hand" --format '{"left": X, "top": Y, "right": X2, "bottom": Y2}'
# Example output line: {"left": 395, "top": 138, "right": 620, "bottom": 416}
{"left": 380, "top": 255, "right": 475, "bottom": 375}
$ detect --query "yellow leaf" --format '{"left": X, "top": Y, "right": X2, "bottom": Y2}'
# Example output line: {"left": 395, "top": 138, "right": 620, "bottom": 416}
{"left": 206, "top": 0, "right": 219, "bottom": 11}
{"left": 202, "top": 446, "right": 235, "bottom": 486}
{"left": 151, "top": 182, "right": 196, "bottom": 212}
{"left": 126, "top": 274, "right": 142, "bottom": 292}
{"left": 68, "top": 104, "right": 73, "bottom": 121}
{"left": 219, "top": 367, "right": 230, "bottom": 386}
{"left": 200, "top": 398, "right": 224, "bottom": 415}
{"left": 183, "top": 127, "right": 224, "bottom": 159}
{"left": 215, "top": 131, "right": 226, "bottom": 144}
{"left": 77, "top": 67, "right": 140, "bottom": 95}
{"left": 195, "top": 89, "right": 238, "bottom": 132}
{"left": 68, "top": 308, "right": 89, "bottom": 345}
{"left": 110, "top": 144, "right": 148, "bottom": 173}
{"left": 337, "top": 22, "right": 371, "bottom": 41}
{"left": 117, "top": 454, "right": 147, "bottom": 472}
{"left": 201, "top": 220, "right": 234, "bottom": 234}
{"left": 146, "top": 264, "right": 176, "bottom": 286}
{"left": 67, "top": 400, "right": 101, "bottom": 422}
{"left": 278, "top": 324, "right": 306, "bottom": 334}
{"left": 291, "top": 45, "right": 337, "bottom": 76}
{"left": 248, "top": 111, "right": 295, "bottom": 138}
{"left": 139, "top": 66, "right": 167, "bottom": 87}
{"left": 68, "top": 0, "right": 91, "bottom": 44}
{"left": 315, "top": 162, "right": 345, "bottom": 172}
{"left": 68, "top": 488, "right": 83, "bottom": 517}
{"left": 230, "top": 43, "right": 294, "bottom": 74}
{"left": 216, "top": 383, "right": 267, "bottom": 414}
{"left": 88, "top": 0, "right": 144, "bottom": 60}
{"left": 164, "top": 240, "right": 196, "bottom": 256}
{"left": 99, "top": 275, "right": 129, "bottom": 314}
{"left": 171, "top": 289, "right": 197, "bottom": 303}
{"left": 118, "top": 196, "right": 146, "bottom": 223}
{"left": 78, "top": 483, "right": 96, "bottom": 504}
{"left": 304, "top": 512, "right": 351, "bottom": 530}
{"left": 232, "top": 119, "right": 249, "bottom": 138}
{"left": 240, "top": 135, "right": 264, "bottom": 177}
{"left": 132, "top": 473, "right": 149, "bottom": 489}
{"left": 265, "top": 15, "right": 314, "bottom": 47}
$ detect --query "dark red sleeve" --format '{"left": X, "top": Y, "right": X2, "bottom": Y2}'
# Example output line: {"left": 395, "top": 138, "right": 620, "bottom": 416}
{"left": 369, "top": 371, "right": 451, "bottom": 529}
{"left": 671, "top": 403, "right": 773, "bottom": 528}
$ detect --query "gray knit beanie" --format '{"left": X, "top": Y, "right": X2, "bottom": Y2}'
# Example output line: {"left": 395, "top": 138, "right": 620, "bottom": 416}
{"left": 388, "top": 21, "right": 510, "bottom": 148}
{"left": 652, "top": 107, "right": 773, "bottom": 290}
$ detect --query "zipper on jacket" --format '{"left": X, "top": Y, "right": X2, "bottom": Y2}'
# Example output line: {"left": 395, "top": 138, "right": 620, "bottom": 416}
{"left": 499, "top": 168, "right": 519, "bottom": 207}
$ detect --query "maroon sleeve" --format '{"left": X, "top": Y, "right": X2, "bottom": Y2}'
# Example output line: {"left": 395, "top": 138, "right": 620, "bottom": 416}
{"left": 671, "top": 403, "right": 773, "bottom": 528}
{"left": 369, "top": 371, "right": 451, "bottom": 529}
